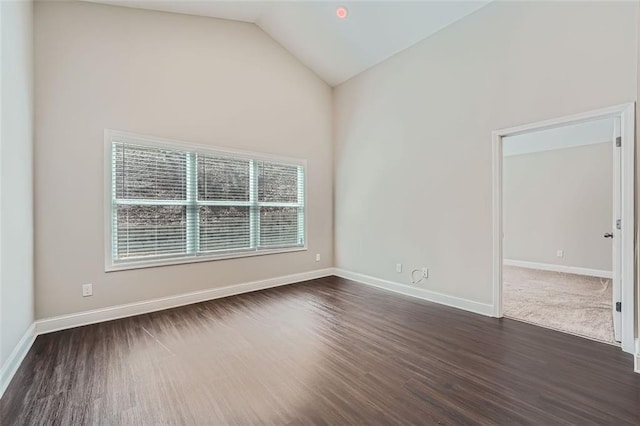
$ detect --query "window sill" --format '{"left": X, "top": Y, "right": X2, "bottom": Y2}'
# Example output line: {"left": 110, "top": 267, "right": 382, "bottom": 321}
{"left": 105, "top": 246, "right": 307, "bottom": 272}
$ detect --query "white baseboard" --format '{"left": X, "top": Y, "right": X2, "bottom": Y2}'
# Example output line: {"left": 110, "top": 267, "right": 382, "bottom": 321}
{"left": 334, "top": 268, "right": 494, "bottom": 317}
{"left": 0, "top": 323, "right": 36, "bottom": 398}
{"left": 503, "top": 259, "right": 612, "bottom": 279}
{"left": 36, "top": 268, "right": 334, "bottom": 335}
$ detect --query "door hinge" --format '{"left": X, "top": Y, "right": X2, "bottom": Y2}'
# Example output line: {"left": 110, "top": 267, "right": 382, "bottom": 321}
{"left": 616, "top": 136, "right": 621, "bottom": 147}
{"left": 615, "top": 302, "right": 621, "bottom": 312}
{"left": 616, "top": 219, "right": 621, "bottom": 230}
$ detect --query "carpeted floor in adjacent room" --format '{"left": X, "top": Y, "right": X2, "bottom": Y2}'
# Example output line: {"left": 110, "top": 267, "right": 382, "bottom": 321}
{"left": 503, "top": 265, "right": 615, "bottom": 344}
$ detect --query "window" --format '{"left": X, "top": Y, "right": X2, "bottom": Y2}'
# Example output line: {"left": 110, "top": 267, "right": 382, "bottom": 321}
{"left": 105, "top": 131, "right": 305, "bottom": 271}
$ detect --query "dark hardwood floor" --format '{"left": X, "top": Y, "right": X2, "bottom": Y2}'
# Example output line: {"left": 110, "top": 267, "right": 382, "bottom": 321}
{"left": 2, "top": 276, "right": 639, "bottom": 425}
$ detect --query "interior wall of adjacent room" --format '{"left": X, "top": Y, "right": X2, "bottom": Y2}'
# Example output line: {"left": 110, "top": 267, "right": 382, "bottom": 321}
{"left": 333, "top": 1, "right": 638, "bottom": 304}
{"left": 0, "top": 0, "right": 34, "bottom": 366}
{"left": 34, "top": 2, "right": 333, "bottom": 319}
{"left": 503, "top": 142, "right": 612, "bottom": 272}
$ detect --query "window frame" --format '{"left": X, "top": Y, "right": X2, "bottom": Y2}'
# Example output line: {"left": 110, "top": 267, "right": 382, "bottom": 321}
{"left": 104, "top": 129, "right": 307, "bottom": 272}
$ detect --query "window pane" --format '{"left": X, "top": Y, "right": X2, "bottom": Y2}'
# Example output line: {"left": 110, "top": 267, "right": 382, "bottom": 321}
{"left": 257, "top": 162, "right": 299, "bottom": 203}
{"left": 110, "top": 137, "right": 306, "bottom": 268}
{"left": 197, "top": 155, "right": 250, "bottom": 201}
{"left": 115, "top": 205, "right": 187, "bottom": 260}
{"left": 199, "top": 206, "right": 251, "bottom": 252}
{"left": 259, "top": 207, "right": 302, "bottom": 247}
{"left": 114, "top": 143, "right": 187, "bottom": 200}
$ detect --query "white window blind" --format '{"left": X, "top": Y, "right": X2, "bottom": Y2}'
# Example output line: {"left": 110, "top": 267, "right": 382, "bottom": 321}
{"left": 107, "top": 132, "right": 305, "bottom": 270}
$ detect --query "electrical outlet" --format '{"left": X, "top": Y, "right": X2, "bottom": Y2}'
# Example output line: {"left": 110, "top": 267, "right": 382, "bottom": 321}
{"left": 396, "top": 263, "right": 402, "bottom": 273}
{"left": 557, "top": 250, "right": 564, "bottom": 258}
{"left": 422, "top": 267, "right": 429, "bottom": 278}
{"left": 82, "top": 283, "right": 93, "bottom": 297}
{"left": 315, "top": 253, "right": 321, "bottom": 262}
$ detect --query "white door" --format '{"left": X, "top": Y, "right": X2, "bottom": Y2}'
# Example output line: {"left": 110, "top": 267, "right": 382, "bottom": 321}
{"left": 611, "top": 117, "right": 622, "bottom": 342}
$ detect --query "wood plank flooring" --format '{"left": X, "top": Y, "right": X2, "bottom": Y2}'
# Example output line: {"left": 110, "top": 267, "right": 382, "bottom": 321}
{"left": 2, "top": 276, "right": 639, "bottom": 425}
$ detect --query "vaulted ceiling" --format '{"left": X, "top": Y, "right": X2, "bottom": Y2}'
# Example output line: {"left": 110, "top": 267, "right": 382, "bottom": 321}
{"left": 87, "top": 1, "right": 491, "bottom": 86}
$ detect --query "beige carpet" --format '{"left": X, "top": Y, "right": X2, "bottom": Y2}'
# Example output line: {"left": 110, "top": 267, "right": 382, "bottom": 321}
{"left": 503, "top": 265, "right": 616, "bottom": 344}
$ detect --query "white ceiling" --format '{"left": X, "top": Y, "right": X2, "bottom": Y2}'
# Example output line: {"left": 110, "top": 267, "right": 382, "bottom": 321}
{"left": 86, "top": 1, "right": 491, "bottom": 86}
{"left": 503, "top": 118, "right": 615, "bottom": 157}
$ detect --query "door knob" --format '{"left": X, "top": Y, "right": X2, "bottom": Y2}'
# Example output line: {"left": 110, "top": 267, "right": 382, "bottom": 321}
{"left": 604, "top": 233, "right": 613, "bottom": 238}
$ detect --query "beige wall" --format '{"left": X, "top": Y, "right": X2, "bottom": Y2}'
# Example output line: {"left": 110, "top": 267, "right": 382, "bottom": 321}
{"left": 636, "top": 3, "right": 640, "bottom": 359}
{"left": 503, "top": 143, "right": 613, "bottom": 272}
{"left": 34, "top": 2, "right": 333, "bottom": 319}
{"left": 333, "top": 1, "right": 638, "bottom": 304}
{"left": 1, "top": 0, "right": 35, "bottom": 366}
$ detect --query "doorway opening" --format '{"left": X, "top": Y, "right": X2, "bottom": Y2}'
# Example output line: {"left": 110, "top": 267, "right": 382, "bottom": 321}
{"left": 492, "top": 103, "right": 635, "bottom": 353}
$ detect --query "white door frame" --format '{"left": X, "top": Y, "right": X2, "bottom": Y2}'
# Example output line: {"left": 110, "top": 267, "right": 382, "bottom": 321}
{"left": 492, "top": 103, "right": 636, "bottom": 354}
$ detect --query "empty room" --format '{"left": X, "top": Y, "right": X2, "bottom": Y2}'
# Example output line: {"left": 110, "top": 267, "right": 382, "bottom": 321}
{"left": 502, "top": 118, "right": 619, "bottom": 344}
{"left": 1, "top": 0, "right": 639, "bottom": 425}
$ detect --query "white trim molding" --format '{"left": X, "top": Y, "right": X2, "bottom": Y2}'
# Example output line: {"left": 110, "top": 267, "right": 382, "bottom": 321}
{"left": 503, "top": 259, "right": 612, "bottom": 279}
{"left": 334, "top": 268, "right": 494, "bottom": 317}
{"left": 0, "top": 323, "right": 36, "bottom": 398}
{"left": 36, "top": 268, "right": 334, "bottom": 334}
{"left": 493, "top": 103, "right": 636, "bottom": 354}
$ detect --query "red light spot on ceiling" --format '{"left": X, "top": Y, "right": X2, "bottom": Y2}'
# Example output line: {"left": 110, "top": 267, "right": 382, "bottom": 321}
{"left": 336, "top": 6, "right": 348, "bottom": 19}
